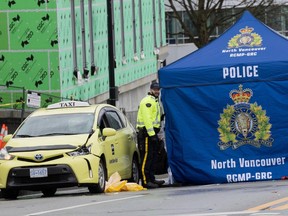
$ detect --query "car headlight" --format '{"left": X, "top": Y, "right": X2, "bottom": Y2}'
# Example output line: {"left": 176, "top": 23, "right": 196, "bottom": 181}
{"left": 0, "top": 148, "right": 14, "bottom": 160}
{"left": 67, "top": 145, "right": 91, "bottom": 157}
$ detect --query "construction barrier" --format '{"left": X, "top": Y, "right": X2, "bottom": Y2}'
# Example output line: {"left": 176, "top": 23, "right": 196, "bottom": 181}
{"left": 0, "top": 124, "right": 8, "bottom": 149}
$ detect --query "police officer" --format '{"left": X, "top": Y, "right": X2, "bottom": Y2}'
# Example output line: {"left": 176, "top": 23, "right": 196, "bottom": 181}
{"left": 137, "top": 82, "right": 165, "bottom": 188}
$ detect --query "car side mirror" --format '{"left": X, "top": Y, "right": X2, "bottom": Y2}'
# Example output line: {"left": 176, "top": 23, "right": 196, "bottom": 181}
{"left": 102, "top": 128, "right": 116, "bottom": 137}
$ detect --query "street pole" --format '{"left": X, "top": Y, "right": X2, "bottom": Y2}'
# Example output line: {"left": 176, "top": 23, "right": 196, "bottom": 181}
{"left": 106, "top": 0, "right": 117, "bottom": 106}
{"left": 21, "top": 87, "right": 25, "bottom": 122}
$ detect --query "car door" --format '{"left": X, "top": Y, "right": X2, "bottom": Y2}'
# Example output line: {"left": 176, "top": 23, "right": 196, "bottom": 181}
{"left": 104, "top": 109, "right": 132, "bottom": 178}
{"left": 97, "top": 109, "right": 119, "bottom": 177}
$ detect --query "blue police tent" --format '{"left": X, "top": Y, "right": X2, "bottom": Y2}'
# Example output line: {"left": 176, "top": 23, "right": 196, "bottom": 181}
{"left": 158, "top": 11, "right": 288, "bottom": 184}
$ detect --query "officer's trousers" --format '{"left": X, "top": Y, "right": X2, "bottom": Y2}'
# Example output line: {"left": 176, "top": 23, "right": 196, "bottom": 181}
{"left": 137, "top": 128, "right": 158, "bottom": 185}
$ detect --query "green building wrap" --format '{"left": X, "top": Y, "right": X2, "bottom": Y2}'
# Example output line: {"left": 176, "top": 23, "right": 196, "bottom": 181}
{"left": 0, "top": 0, "right": 166, "bottom": 111}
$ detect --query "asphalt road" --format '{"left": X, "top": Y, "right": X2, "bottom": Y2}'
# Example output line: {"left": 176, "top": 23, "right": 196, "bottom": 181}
{"left": 2, "top": 179, "right": 288, "bottom": 216}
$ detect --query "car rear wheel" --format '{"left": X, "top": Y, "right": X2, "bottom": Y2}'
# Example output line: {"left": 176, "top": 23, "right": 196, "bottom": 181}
{"left": 1, "top": 188, "right": 19, "bottom": 200}
{"left": 88, "top": 158, "right": 106, "bottom": 193}
{"left": 42, "top": 188, "right": 57, "bottom": 197}
{"left": 129, "top": 156, "right": 140, "bottom": 183}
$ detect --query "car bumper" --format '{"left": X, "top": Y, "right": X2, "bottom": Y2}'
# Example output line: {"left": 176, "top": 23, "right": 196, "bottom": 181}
{"left": 0, "top": 154, "right": 100, "bottom": 190}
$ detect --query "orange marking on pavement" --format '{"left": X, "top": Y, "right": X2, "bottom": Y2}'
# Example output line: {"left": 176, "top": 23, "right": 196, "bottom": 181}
{"left": 247, "top": 196, "right": 288, "bottom": 211}
{"left": 270, "top": 203, "right": 288, "bottom": 210}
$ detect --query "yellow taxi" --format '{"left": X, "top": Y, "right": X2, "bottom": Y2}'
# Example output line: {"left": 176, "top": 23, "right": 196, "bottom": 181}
{"left": 0, "top": 101, "right": 140, "bottom": 199}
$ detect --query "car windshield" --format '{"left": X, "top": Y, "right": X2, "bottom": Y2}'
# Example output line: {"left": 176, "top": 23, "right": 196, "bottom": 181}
{"left": 15, "top": 113, "right": 94, "bottom": 137}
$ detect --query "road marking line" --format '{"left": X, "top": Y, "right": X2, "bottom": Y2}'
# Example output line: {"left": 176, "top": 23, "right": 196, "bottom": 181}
{"left": 24, "top": 194, "right": 145, "bottom": 216}
{"left": 174, "top": 211, "right": 258, "bottom": 216}
{"left": 250, "top": 213, "right": 280, "bottom": 215}
{"left": 270, "top": 203, "right": 288, "bottom": 211}
{"left": 247, "top": 197, "right": 288, "bottom": 211}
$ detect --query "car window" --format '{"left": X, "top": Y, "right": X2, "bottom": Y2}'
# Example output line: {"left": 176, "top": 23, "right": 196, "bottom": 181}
{"left": 105, "top": 111, "right": 124, "bottom": 130}
{"left": 99, "top": 114, "right": 108, "bottom": 133}
{"left": 117, "top": 110, "right": 127, "bottom": 127}
{"left": 15, "top": 113, "right": 94, "bottom": 137}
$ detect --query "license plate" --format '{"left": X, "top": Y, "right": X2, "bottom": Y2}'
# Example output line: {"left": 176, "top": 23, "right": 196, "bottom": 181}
{"left": 30, "top": 168, "right": 48, "bottom": 178}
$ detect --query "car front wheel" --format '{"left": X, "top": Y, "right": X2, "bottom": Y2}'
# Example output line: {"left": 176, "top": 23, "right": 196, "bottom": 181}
{"left": 42, "top": 188, "right": 57, "bottom": 197}
{"left": 88, "top": 158, "right": 106, "bottom": 193}
{"left": 1, "top": 188, "right": 19, "bottom": 200}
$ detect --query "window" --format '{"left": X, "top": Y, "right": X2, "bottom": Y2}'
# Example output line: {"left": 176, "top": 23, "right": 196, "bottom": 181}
{"left": 105, "top": 111, "right": 124, "bottom": 130}
{"left": 165, "top": 6, "right": 288, "bottom": 45}
{"left": 15, "top": 113, "right": 94, "bottom": 137}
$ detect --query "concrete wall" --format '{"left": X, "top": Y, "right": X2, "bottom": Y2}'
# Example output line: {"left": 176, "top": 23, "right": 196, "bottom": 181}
{"left": 88, "top": 73, "right": 158, "bottom": 127}
{"left": 166, "top": 43, "right": 198, "bottom": 65}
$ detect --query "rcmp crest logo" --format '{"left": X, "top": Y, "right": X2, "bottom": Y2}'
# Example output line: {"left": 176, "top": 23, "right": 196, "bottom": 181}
{"left": 218, "top": 84, "right": 273, "bottom": 150}
{"left": 228, "top": 26, "right": 262, "bottom": 48}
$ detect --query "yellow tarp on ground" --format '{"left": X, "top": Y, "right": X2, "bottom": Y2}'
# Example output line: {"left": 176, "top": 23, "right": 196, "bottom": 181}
{"left": 105, "top": 172, "right": 146, "bottom": 192}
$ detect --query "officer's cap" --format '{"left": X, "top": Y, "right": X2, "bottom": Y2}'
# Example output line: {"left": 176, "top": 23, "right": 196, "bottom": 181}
{"left": 150, "top": 82, "right": 160, "bottom": 90}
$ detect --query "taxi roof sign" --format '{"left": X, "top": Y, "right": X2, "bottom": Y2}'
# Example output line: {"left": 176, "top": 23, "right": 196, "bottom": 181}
{"left": 47, "top": 101, "right": 90, "bottom": 109}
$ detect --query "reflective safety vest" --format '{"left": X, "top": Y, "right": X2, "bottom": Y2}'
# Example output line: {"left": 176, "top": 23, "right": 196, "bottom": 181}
{"left": 136, "top": 94, "right": 161, "bottom": 136}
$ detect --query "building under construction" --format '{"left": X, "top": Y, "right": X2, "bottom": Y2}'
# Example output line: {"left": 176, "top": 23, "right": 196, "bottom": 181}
{"left": 0, "top": 0, "right": 168, "bottom": 131}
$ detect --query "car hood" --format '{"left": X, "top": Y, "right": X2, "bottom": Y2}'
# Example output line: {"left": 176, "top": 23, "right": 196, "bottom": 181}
{"left": 5, "top": 134, "right": 88, "bottom": 153}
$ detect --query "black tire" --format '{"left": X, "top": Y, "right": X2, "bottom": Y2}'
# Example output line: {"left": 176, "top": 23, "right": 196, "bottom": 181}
{"left": 42, "top": 188, "right": 57, "bottom": 197}
{"left": 88, "top": 158, "right": 106, "bottom": 193}
{"left": 1, "top": 188, "right": 19, "bottom": 200}
{"left": 129, "top": 156, "right": 140, "bottom": 183}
